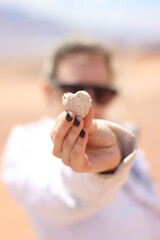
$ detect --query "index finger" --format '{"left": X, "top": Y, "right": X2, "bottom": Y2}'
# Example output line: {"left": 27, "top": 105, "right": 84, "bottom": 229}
{"left": 83, "top": 106, "right": 96, "bottom": 134}
{"left": 51, "top": 111, "right": 75, "bottom": 143}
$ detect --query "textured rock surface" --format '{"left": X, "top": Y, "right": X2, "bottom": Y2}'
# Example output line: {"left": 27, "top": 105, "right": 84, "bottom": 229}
{"left": 62, "top": 90, "right": 92, "bottom": 118}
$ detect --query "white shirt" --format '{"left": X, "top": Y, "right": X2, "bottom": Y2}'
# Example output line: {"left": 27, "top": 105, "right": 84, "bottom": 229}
{"left": 1, "top": 118, "right": 160, "bottom": 240}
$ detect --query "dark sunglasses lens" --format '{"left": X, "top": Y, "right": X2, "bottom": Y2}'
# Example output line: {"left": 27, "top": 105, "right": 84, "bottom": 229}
{"left": 58, "top": 84, "right": 117, "bottom": 105}
{"left": 60, "top": 85, "right": 81, "bottom": 93}
{"left": 95, "top": 88, "right": 117, "bottom": 104}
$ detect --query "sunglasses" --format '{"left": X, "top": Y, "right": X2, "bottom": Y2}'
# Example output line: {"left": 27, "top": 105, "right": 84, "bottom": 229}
{"left": 56, "top": 83, "right": 118, "bottom": 105}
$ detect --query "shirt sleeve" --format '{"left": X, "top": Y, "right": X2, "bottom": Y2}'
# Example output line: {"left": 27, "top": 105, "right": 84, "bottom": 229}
{"left": 124, "top": 149, "right": 160, "bottom": 215}
{"left": 1, "top": 121, "right": 137, "bottom": 225}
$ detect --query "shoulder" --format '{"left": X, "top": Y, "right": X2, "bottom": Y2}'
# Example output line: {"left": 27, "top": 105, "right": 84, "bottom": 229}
{"left": 4, "top": 117, "right": 55, "bottom": 151}
{"left": 13, "top": 117, "right": 54, "bottom": 134}
{"left": 11, "top": 117, "right": 54, "bottom": 136}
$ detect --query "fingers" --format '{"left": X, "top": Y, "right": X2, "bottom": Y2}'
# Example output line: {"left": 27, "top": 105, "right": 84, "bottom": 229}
{"left": 51, "top": 111, "right": 75, "bottom": 156}
{"left": 62, "top": 116, "right": 84, "bottom": 165}
{"left": 83, "top": 106, "right": 94, "bottom": 132}
{"left": 51, "top": 108, "right": 93, "bottom": 172}
{"left": 51, "top": 108, "right": 122, "bottom": 174}
{"left": 70, "top": 130, "right": 89, "bottom": 172}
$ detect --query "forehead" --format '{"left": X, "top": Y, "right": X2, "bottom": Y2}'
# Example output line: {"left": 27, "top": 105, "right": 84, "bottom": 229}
{"left": 56, "top": 53, "right": 110, "bottom": 85}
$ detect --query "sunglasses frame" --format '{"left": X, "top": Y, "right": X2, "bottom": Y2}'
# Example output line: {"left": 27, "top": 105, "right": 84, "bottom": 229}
{"left": 54, "top": 82, "right": 118, "bottom": 105}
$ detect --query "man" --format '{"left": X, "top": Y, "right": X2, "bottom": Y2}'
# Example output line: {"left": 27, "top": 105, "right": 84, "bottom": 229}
{"left": 2, "top": 37, "right": 160, "bottom": 240}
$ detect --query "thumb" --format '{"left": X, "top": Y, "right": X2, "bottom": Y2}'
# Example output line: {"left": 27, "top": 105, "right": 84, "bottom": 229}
{"left": 83, "top": 106, "right": 96, "bottom": 134}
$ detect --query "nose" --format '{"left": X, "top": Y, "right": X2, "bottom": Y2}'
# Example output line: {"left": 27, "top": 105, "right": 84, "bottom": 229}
{"left": 87, "top": 89, "right": 95, "bottom": 104}
{"left": 86, "top": 89, "right": 107, "bottom": 119}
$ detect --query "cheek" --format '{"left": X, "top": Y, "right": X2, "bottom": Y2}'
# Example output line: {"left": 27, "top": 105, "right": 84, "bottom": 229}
{"left": 93, "top": 104, "right": 107, "bottom": 119}
{"left": 49, "top": 90, "right": 64, "bottom": 115}
{"left": 50, "top": 101, "right": 64, "bottom": 117}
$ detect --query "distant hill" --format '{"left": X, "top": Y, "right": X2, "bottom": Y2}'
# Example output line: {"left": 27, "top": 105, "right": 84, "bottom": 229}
{"left": 0, "top": 6, "right": 68, "bottom": 35}
{"left": 0, "top": 6, "right": 160, "bottom": 57}
{"left": 0, "top": 6, "right": 70, "bottom": 57}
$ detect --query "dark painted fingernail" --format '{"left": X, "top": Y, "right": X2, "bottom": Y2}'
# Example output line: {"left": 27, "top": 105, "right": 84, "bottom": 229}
{"left": 80, "top": 130, "right": 85, "bottom": 138}
{"left": 66, "top": 112, "right": 73, "bottom": 122}
{"left": 74, "top": 117, "right": 80, "bottom": 126}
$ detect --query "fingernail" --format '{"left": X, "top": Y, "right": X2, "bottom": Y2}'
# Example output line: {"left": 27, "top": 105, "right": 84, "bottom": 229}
{"left": 80, "top": 130, "right": 85, "bottom": 138}
{"left": 66, "top": 112, "right": 73, "bottom": 122}
{"left": 74, "top": 117, "right": 80, "bottom": 127}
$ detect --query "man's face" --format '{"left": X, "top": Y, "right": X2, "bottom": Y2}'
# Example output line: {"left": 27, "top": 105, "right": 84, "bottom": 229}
{"left": 52, "top": 53, "right": 114, "bottom": 119}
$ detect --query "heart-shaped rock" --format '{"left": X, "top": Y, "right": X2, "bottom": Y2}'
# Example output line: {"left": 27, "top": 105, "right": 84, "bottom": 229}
{"left": 62, "top": 91, "right": 92, "bottom": 118}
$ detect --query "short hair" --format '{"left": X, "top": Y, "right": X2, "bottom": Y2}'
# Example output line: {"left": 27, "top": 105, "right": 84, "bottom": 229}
{"left": 44, "top": 37, "right": 113, "bottom": 87}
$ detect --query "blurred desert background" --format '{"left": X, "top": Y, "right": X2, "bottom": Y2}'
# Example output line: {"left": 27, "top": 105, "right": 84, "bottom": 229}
{"left": 0, "top": 1, "right": 160, "bottom": 240}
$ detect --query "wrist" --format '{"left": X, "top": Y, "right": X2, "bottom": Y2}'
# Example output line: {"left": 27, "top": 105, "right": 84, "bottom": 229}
{"left": 98, "top": 164, "right": 120, "bottom": 175}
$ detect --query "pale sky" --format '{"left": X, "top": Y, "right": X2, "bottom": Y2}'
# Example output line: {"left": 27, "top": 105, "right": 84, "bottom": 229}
{"left": 0, "top": 0, "right": 160, "bottom": 38}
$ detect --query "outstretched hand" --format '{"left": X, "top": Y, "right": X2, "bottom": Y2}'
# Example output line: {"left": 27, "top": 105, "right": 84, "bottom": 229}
{"left": 51, "top": 107, "right": 121, "bottom": 173}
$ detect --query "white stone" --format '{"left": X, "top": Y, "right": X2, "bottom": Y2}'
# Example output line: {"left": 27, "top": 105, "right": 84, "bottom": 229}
{"left": 62, "top": 91, "right": 92, "bottom": 118}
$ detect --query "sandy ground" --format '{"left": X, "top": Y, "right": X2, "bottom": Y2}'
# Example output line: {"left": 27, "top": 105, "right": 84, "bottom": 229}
{"left": 0, "top": 52, "right": 160, "bottom": 240}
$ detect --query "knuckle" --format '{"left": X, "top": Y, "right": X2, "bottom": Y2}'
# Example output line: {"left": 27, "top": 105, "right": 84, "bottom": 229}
{"left": 52, "top": 146, "right": 61, "bottom": 158}
{"left": 50, "top": 130, "right": 55, "bottom": 141}
{"left": 71, "top": 126, "right": 78, "bottom": 136}
{"left": 71, "top": 165, "right": 80, "bottom": 172}
{"left": 77, "top": 139, "right": 86, "bottom": 148}
{"left": 63, "top": 137, "right": 71, "bottom": 149}
{"left": 71, "top": 164, "right": 83, "bottom": 173}
{"left": 79, "top": 139, "right": 85, "bottom": 146}
{"left": 61, "top": 155, "right": 70, "bottom": 166}
{"left": 54, "top": 128, "right": 63, "bottom": 140}
{"left": 71, "top": 146, "right": 79, "bottom": 157}
{"left": 52, "top": 147, "right": 58, "bottom": 157}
